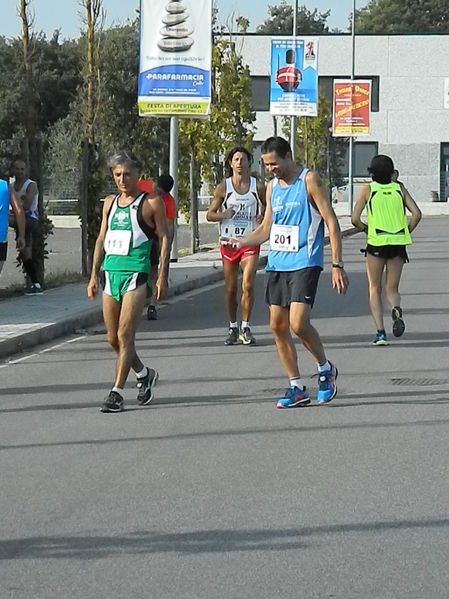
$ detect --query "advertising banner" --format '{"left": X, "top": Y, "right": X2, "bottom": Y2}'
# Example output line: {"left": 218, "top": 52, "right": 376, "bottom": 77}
{"left": 270, "top": 38, "right": 318, "bottom": 117}
{"left": 138, "top": 0, "right": 212, "bottom": 118}
{"left": 332, "top": 80, "right": 371, "bottom": 136}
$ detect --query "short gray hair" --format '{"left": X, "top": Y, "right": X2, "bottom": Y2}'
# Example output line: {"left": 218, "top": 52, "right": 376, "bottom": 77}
{"left": 107, "top": 150, "right": 142, "bottom": 172}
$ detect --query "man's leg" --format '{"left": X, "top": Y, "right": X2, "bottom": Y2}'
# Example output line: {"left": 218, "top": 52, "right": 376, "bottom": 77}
{"left": 288, "top": 302, "right": 326, "bottom": 365}
{"left": 114, "top": 283, "right": 147, "bottom": 388}
{"left": 269, "top": 305, "right": 299, "bottom": 378}
{"left": 238, "top": 254, "right": 259, "bottom": 344}
{"left": 222, "top": 259, "right": 239, "bottom": 322}
{"left": 239, "top": 254, "right": 258, "bottom": 322}
{"left": 366, "top": 254, "right": 387, "bottom": 333}
{"left": 222, "top": 259, "right": 240, "bottom": 345}
{"left": 21, "top": 218, "right": 41, "bottom": 291}
{"left": 270, "top": 304, "right": 311, "bottom": 408}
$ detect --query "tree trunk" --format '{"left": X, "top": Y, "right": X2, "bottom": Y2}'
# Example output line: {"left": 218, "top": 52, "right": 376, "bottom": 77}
{"left": 80, "top": 138, "right": 89, "bottom": 277}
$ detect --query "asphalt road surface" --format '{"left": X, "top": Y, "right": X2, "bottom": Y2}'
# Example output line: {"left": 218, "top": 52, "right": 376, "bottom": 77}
{"left": 1, "top": 218, "right": 448, "bottom": 598}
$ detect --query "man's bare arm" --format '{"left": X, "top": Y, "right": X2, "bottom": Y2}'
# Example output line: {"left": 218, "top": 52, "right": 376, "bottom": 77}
{"left": 206, "top": 180, "right": 233, "bottom": 222}
{"left": 9, "top": 186, "right": 25, "bottom": 249}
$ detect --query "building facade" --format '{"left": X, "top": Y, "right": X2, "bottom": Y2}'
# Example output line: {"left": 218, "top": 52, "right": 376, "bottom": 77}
{"left": 236, "top": 34, "right": 449, "bottom": 204}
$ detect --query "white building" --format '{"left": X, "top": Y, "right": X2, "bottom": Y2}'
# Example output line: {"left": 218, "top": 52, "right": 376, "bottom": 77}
{"left": 236, "top": 34, "right": 449, "bottom": 205}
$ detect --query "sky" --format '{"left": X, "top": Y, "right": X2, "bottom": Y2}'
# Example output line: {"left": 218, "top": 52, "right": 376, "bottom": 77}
{"left": 1, "top": 1, "right": 368, "bottom": 39}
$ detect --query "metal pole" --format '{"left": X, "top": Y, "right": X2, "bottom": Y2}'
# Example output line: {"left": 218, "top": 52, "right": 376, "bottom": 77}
{"left": 348, "top": 0, "right": 356, "bottom": 215}
{"left": 290, "top": 0, "right": 298, "bottom": 160}
{"left": 169, "top": 116, "right": 178, "bottom": 261}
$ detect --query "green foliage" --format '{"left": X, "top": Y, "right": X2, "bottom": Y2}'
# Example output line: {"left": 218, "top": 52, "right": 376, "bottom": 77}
{"left": 282, "top": 91, "right": 347, "bottom": 192}
{"left": 282, "top": 91, "right": 331, "bottom": 177}
{"left": 93, "top": 23, "right": 170, "bottom": 175}
{"left": 257, "top": 1, "right": 330, "bottom": 35}
{"left": 178, "top": 30, "right": 255, "bottom": 218}
{"left": 355, "top": 0, "right": 449, "bottom": 33}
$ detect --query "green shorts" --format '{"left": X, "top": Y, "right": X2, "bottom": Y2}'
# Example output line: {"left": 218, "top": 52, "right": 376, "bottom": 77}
{"left": 101, "top": 270, "right": 150, "bottom": 302}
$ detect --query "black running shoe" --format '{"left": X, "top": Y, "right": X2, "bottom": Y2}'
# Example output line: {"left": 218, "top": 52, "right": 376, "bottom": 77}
{"left": 137, "top": 367, "right": 159, "bottom": 405}
{"left": 147, "top": 305, "right": 157, "bottom": 320}
{"left": 101, "top": 390, "right": 124, "bottom": 413}
{"left": 224, "top": 327, "right": 239, "bottom": 346}
{"left": 392, "top": 306, "right": 405, "bottom": 337}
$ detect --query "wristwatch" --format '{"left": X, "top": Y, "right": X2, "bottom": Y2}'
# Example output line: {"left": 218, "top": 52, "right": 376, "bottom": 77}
{"left": 332, "top": 261, "right": 345, "bottom": 269}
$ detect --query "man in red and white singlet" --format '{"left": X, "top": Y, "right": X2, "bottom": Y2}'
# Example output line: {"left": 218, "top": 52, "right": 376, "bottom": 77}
{"left": 207, "top": 146, "right": 265, "bottom": 346}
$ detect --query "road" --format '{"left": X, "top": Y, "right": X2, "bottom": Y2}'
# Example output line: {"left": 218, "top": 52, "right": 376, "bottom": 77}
{"left": 1, "top": 218, "right": 448, "bottom": 598}
{"left": 0, "top": 222, "right": 219, "bottom": 288}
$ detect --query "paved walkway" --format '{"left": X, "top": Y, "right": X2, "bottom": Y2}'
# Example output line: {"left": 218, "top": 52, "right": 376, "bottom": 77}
{"left": 0, "top": 215, "right": 351, "bottom": 360}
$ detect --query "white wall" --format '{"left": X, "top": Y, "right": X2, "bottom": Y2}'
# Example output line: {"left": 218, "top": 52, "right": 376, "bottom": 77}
{"left": 236, "top": 34, "right": 449, "bottom": 203}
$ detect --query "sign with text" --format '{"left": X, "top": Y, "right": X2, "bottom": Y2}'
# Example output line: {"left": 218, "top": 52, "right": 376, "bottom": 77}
{"left": 332, "top": 80, "right": 371, "bottom": 136}
{"left": 270, "top": 38, "right": 318, "bottom": 117}
{"left": 138, "top": 0, "right": 212, "bottom": 118}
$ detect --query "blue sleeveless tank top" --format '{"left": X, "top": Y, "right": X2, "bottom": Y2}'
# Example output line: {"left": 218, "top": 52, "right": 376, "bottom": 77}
{"left": 266, "top": 168, "right": 324, "bottom": 272}
{"left": 0, "top": 179, "right": 9, "bottom": 243}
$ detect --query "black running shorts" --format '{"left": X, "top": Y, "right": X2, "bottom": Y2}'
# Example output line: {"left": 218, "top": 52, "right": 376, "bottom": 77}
{"left": 0, "top": 242, "right": 7, "bottom": 261}
{"left": 365, "top": 244, "right": 409, "bottom": 262}
{"left": 265, "top": 267, "right": 322, "bottom": 308}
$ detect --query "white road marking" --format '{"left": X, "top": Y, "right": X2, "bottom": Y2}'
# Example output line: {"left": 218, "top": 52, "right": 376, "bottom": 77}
{"left": 0, "top": 335, "right": 87, "bottom": 369}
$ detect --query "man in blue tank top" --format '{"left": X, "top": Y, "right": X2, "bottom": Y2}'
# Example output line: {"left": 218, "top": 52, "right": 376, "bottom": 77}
{"left": 0, "top": 178, "right": 25, "bottom": 277}
{"left": 221, "top": 137, "right": 348, "bottom": 408}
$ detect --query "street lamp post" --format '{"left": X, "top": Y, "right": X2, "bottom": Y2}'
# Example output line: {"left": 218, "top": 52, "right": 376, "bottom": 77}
{"left": 348, "top": 0, "right": 356, "bottom": 215}
{"left": 290, "top": 0, "right": 298, "bottom": 160}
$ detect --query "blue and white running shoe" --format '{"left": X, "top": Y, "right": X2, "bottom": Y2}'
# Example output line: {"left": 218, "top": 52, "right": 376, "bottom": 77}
{"left": 276, "top": 386, "right": 310, "bottom": 409}
{"left": 316, "top": 363, "right": 338, "bottom": 404}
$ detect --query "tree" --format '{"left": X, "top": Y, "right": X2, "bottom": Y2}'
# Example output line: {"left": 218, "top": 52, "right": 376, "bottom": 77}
{"left": 95, "top": 23, "right": 170, "bottom": 175}
{"left": 282, "top": 92, "right": 348, "bottom": 197}
{"left": 18, "top": 0, "right": 53, "bottom": 284}
{"left": 78, "top": 0, "right": 106, "bottom": 275}
{"left": 257, "top": 1, "right": 330, "bottom": 35}
{"left": 355, "top": 0, "right": 449, "bottom": 34}
{"left": 177, "top": 18, "right": 256, "bottom": 243}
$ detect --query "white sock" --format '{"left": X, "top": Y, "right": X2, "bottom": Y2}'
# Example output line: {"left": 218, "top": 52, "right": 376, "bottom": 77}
{"left": 318, "top": 361, "right": 331, "bottom": 373}
{"left": 241, "top": 320, "right": 249, "bottom": 329}
{"left": 289, "top": 376, "right": 304, "bottom": 390}
{"left": 112, "top": 386, "right": 124, "bottom": 395}
{"left": 135, "top": 366, "right": 148, "bottom": 379}
{"left": 229, "top": 321, "right": 238, "bottom": 329}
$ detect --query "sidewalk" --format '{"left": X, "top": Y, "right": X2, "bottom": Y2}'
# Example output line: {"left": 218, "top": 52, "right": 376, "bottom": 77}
{"left": 0, "top": 216, "right": 356, "bottom": 360}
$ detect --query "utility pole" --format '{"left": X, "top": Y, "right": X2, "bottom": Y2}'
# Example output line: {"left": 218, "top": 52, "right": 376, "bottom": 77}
{"left": 290, "top": 0, "right": 298, "bottom": 160}
{"left": 348, "top": 0, "right": 356, "bottom": 215}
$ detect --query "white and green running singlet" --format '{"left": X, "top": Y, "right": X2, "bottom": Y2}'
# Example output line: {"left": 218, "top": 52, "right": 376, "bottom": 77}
{"left": 103, "top": 193, "right": 153, "bottom": 274}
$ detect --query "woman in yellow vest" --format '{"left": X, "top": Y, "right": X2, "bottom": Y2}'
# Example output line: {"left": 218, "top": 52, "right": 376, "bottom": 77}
{"left": 352, "top": 155, "right": 422, "bottom": 345}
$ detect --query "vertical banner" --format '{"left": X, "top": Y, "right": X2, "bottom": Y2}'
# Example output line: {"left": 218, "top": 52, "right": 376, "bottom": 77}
{"left": 332, "top": 80, "right": 372, "bottom": 136}
{"left": 270, "top": 38, "right": 318, "bottom": 117}
{"left": 138, "top": 0, "right": 212, "bottom": 118}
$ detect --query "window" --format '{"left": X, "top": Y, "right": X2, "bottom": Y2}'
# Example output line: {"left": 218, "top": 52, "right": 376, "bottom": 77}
{"left": 335, "top": 141, "right": 379, "bottom": 179}
{"left": 250, "top": 76, "right": 270, "bottom": 111}
{"left": 319, "top": 76, "right": 379, "bottom": 112}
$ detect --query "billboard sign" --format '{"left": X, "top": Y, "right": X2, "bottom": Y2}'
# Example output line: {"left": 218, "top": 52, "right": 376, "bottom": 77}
{"left": 269, "top": 38, "right": 318, "bottom": 117}
{"left": 138, "top": 0, "right": 212, "bottom": 117}
{"left": 333, "top": 80, "right": 371, "bottom": 136}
